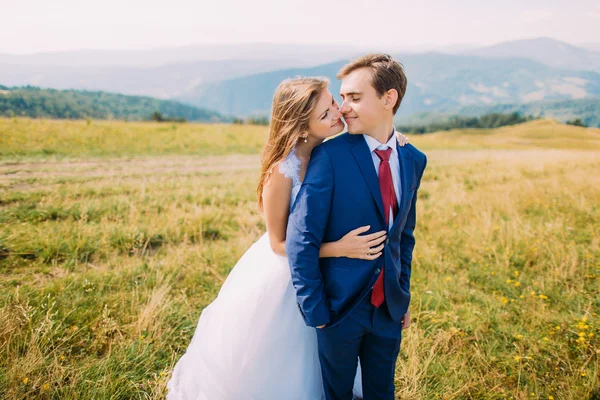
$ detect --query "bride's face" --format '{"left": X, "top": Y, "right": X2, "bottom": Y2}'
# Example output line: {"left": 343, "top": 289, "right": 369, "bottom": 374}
{"left": 307, "top": 89, "right": 344, "bottom": 140}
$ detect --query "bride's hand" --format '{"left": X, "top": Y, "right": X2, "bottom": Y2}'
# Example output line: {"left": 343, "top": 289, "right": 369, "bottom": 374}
{"left": 336, "top": 225, "right": 386, "bottom": 260}
{"left": 396, "top": 131, "right": 409, "bottom": 146}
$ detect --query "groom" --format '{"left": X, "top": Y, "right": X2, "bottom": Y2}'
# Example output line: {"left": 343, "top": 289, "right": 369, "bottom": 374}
{"left": 286, "top": 54, "right": 427, "bottom": 400}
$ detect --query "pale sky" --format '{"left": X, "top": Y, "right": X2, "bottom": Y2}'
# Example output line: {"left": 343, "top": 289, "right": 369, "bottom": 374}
{"left": 2, "top": 0, "right": 599, "bottom": 54}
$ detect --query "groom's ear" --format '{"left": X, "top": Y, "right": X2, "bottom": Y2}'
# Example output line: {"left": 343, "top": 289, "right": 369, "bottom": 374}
{"left": 383, "top": 89, "right": 399, "bottom": 111}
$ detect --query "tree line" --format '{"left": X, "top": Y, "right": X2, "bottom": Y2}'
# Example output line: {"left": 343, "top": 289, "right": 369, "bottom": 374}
{"left": 396, "top": 112, "right": 536, "bottom": 134}
{"left": 1, "top": 85, "right": 591, "bottom": 129}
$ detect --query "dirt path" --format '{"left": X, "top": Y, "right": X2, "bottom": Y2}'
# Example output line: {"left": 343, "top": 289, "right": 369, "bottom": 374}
{"left": 0, "top": 155, "right": 261, "bottom": 190}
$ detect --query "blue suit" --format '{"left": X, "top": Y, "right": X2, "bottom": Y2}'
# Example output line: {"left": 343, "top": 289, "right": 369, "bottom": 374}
{"left": 286, "top": 132, "right": 427, "bottom": 399}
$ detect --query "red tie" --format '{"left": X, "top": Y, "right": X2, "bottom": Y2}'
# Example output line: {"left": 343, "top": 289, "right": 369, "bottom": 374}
{"left": 371, "top": 148, "right": 398, "bottom": 308}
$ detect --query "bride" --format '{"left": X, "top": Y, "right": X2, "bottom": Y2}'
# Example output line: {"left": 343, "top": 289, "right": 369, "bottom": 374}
{"left": 167, "top": 77, "right": 409, "bottom": 400}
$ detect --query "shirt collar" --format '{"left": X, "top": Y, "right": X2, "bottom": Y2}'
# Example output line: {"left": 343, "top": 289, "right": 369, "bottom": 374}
{"left": 363, "top": 127, "right": 398, "bottom": 155}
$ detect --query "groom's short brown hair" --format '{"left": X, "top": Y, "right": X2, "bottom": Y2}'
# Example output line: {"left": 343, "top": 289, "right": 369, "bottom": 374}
{"left": 337, "top": 53, "right": 407, "bottom": 115}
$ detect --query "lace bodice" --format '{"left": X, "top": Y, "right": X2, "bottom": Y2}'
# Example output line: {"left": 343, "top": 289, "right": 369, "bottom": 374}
{"left": 278, "top": 147, "right": 302, "bottom": 211}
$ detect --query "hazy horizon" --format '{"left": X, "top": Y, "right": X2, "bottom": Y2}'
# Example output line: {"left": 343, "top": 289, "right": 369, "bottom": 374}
{"left": 2, "top": 0, "right": 599, "bottom": 54}
{"left": 2, "top": 38, "right": 596, "bottom": 57}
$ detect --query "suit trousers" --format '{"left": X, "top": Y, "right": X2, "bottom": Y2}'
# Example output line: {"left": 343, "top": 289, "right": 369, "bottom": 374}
{"left": 315, "top": 291, "right": 403, "bottom": 400}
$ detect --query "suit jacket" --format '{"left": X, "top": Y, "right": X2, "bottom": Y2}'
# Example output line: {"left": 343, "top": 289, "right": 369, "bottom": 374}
{"left": 286, "top": 132, "right": 427, "bottom": 328}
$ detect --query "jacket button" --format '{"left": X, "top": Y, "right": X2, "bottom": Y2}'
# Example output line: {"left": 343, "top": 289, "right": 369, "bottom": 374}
{"left": 385, "top": 239, "right": 389, "bottom": 245}
{"left": 374, "top": 268, "right": 381, "bottom": 274}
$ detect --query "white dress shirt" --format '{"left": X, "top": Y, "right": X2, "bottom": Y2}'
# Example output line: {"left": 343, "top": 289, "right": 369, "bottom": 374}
{"left": 362, "top": 128, "right": 402, "bottom": 230}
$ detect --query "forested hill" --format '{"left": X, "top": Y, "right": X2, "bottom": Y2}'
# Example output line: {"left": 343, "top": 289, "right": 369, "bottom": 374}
{"left": 0, "top": 85, "right": 225, "bottom": 122}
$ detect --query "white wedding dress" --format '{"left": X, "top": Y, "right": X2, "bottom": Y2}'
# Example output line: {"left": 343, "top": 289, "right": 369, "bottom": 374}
{"left": 167, "top": 147, "right": 363, "bottom": 400}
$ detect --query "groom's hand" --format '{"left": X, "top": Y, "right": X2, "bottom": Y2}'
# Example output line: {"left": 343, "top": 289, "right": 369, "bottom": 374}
{"left": 317, "top": 324, "right": 327, "bottom": 329}
{"left": 401, "top": 309, "right": 411, "bottom": 330}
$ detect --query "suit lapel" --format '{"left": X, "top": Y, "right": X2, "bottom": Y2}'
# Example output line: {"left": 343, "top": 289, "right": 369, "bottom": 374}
{"left": 389, "top": 142, "right": 411, "bottom": 233}
{"left": 350, "top": 136, "right": 385, "bottom": 222}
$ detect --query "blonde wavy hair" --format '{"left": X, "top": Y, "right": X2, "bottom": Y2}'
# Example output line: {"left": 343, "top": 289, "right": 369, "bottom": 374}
{"left": 257, "top": 77, "right": 329, "bottom": 210}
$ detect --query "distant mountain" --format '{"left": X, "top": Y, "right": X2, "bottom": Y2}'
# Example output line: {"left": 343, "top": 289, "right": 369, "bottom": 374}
{"left": 435, "top": 44, "right": 481, "bottom": 54}
{"left": 176, "top": 62, "right": 345, "bottom": 117}
{"left": 0, "top": 59, "right": 313, "bottom": 99}
{"left": 579, "top": 43, "right": 600, "bottom": 52}
{"left": 176, "top": 53, "right": 600, "bottom": 118}
{"left": 4, "top": 39, "right": 600, "bottom": 126}
{"left": 0, "top": 43, "right": 367, "bottom": 68}
{"left": 0, "top": 43, "right": 453, "bottom": 99}
{"left": 4, "top": 38, "right": 600, "bottom": 105}
{"left": 0, "top": 85, "right": 224, "bottom": 121}
{"left": 467, "top": 37, "right": 600, "bottom": 72}
{"left": 0, "top": 42, "right": 476, "bottom": 69}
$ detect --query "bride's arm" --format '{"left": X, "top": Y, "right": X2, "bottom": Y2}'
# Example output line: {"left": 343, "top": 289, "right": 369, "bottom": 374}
{"left": 320, "top": 227, "right": 386, "bottom": 260}
{"left": 261, "top": 165, "right": 293, "bottom": 257}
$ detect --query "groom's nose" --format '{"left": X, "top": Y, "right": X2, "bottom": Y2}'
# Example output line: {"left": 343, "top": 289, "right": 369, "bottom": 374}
{"left": 339, "top": 100, "right": 351, "bottom": 114}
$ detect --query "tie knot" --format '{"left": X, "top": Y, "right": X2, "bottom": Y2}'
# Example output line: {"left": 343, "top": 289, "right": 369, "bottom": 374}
{"left": 374, "top": 148, "right": 392, "bottom": 162}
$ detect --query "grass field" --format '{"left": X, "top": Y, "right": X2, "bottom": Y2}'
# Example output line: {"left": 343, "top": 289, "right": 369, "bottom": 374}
{"left": 1, "top": 117, "right": 599, "bottom": 399}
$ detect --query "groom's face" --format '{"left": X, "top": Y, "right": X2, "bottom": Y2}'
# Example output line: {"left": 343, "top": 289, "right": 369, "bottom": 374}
{"left": 339, "top": 68, "right": 387, "bottom": 135}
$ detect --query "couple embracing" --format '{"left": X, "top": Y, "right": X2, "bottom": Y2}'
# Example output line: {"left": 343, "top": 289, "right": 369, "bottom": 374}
{"left": 167, "top": 53, "right": 428, "bottom": 400}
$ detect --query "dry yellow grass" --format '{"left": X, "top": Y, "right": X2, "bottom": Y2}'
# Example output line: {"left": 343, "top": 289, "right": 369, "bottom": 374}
{"left": 412, "top": 119, "right": 600, "bottom": 151}
{"left": 0, "top": 118, "right": 598, "bottom": 399}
